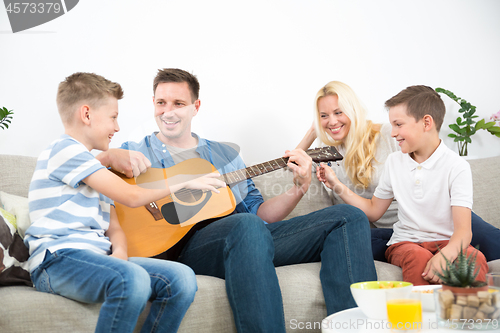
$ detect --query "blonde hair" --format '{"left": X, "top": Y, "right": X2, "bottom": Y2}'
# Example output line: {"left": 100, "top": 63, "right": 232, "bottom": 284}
{"left": 314, "top": 81, "right": 380, "bottom": 188}
{"left": 57, "top": 72, "right": 124, "bottom": 124}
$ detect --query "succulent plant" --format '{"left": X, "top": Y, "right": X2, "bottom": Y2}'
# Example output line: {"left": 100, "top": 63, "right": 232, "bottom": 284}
{"left": 435, "top": 245, "right": 487, "bottom": 288}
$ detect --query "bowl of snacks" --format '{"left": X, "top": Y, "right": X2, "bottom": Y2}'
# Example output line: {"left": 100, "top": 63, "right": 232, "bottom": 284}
{"left": 350, "top": 281, "right": 413, "bottom": 319}
{"left": 412, "top": 285, "right": 441, "bottom": 312}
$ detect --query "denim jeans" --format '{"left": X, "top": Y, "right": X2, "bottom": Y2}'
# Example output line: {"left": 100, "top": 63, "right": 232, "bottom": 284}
{"left": 31, "top": 249, "right": 197, "bottom": 333}
{"left": 371, "top": 212, "right": 500, "bottom": 262}
{"left": 177, "top": 204, "right": 377, "bottom": 333}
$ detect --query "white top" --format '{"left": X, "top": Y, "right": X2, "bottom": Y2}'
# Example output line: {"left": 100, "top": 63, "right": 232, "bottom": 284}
{"left": 25, "top": 135, "right": 113, "bottom": 272}
{"left": 329, "top": 123, "right": 400, "bottom": 228}
{"left": 374, "top": 141, "right": 473, "bottom": 245}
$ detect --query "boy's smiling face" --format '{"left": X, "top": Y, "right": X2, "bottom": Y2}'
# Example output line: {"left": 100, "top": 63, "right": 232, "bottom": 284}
{"left": 88, "top": 97, "right": 120, "bottom": 151}
{"left": 389, "top": 104, "right": 424, "bottom": 155}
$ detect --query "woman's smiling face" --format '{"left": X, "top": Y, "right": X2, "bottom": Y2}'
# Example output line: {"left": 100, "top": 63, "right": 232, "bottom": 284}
{"left": 318, "top": 94, "right": 351, "bottom": 142}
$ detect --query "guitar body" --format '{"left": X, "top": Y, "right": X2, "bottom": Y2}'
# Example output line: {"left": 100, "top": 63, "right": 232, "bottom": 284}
{"left": 114, "top": 158, "right": 236, "bottom": 258}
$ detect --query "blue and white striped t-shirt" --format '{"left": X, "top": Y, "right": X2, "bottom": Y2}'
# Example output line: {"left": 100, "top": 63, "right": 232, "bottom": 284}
{"left": 25, "top": 135, "right": 113, "bottom": 272}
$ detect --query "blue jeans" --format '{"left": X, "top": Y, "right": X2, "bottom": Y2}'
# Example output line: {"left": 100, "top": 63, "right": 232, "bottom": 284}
{"left": 371, "top": 212, "right": 500, "bottom": 262}
{"left": 177, "top": 204, "right": 377, "bottom": 333}
{"left": 31, "top": 249, "right": 197, "bottom": 333}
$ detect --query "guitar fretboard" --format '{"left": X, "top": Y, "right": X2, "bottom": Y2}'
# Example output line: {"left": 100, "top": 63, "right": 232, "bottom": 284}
{"left": 215, "top": 146, "right": 342, "bottom": 186}
{"left": 220, "top": 157, "right": 290, "bottom": 186}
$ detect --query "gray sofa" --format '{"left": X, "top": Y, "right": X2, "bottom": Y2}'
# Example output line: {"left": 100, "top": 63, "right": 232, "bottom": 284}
{"left": 1, "top": 154, "right": 499, "bottom": 333}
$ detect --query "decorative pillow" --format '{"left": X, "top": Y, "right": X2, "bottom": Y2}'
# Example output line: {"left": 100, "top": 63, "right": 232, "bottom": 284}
{"left": 0, "top": 207, "right": 32, "bottom": 286}
{"left": 0, "top": 191, "right": 30, "bottom": 238}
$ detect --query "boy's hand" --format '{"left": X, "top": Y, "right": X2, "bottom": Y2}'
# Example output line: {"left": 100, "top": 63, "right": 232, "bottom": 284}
{"left": 181, "top": 172, "right": 226, "bottom": 194}
{"left": 110, "top": 248, "right": 128, "bottom": 261}
{"left": 422, "top": 252, "right": 449, "bottom": 283}
{"left": 284, "top": 149, "right": 312, "bottom": 193}
{"left": 316, "top": 163, "right": 338, "bottom": 189}
{"left": 97, "top": 149, "right": 151, "bottom": 178}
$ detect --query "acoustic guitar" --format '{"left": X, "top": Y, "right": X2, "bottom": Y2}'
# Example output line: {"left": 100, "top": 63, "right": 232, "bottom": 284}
{"left": 114, "top": 146, "right": 343, "bottom": 257}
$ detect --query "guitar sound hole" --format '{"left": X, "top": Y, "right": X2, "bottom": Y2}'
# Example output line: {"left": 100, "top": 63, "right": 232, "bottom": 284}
{"left": 174, "top": 189, "right": 203, "bottom": 203}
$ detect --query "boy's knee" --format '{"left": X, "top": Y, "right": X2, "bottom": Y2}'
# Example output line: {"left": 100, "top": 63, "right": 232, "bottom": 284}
{"left": 109, "top": 264, "right": 151, "bottom": 304}
{"left": 177, "top": 265, "right": 198, "bottom": 296}
{"left": 402, "top": 247, "right": 433, "bottom": 267}
{"left": 468, "top": 247, "right": 487, "bottom": 266}
{"left": 388, "top": 243, "right": 432, "bottom": 264}
{"left": 182, "top": 274, "right": 198, "bottom": 301}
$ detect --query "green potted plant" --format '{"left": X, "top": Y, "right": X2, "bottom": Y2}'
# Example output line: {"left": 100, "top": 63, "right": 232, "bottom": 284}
{"left": 434, "top": 246, "right": 499, "bottom": 329}
{"left": 436, "top": 245, "right": 487, "bottom": 292}
{"left": 436, "top": 88, "right": 500, "bottom": 156}
{"left": 0, "top": 107, "right": 14, "bottom": 130}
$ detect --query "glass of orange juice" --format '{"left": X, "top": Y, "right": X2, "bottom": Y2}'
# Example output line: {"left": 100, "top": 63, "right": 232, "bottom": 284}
{"left": 386, "top": 289, "right": 422, "bottom": 332}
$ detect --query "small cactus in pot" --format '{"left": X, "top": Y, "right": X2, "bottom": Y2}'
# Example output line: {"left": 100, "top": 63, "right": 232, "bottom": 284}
{"left": 435, "top": 245, "right": 487, "bottom": 291}
{"left": 434, "top": 245, "right": 499, "bottom": 329}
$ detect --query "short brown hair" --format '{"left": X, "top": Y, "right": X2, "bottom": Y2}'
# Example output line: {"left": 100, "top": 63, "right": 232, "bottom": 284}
{"left": 57, "top": 72, "right": 124, "bottom": 124}
{"left": 153, "top": 68, "right": 200, "bottom": 102}
{"left": 385, "top": 85, "right": 445, "bottom": 131}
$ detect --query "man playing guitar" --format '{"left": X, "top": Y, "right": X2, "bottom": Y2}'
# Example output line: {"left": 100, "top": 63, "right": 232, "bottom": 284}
{"left": 97, "top": 68, "right": 377, "bottom": 333}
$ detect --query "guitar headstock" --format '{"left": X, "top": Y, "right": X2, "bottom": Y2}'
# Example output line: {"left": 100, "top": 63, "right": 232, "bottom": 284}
{"left": 306, "top": 146, "right": 343, "bottom": 163}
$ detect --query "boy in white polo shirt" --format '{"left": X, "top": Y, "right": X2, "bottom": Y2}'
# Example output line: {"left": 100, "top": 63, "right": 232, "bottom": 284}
{"left": 316, "top": 85, "right": 488, "bottom": 285}
{"left": 24, "top": 72, "right": 224, "bottom": 332}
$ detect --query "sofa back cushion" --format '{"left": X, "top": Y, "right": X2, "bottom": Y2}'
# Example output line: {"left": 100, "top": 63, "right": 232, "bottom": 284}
{"left": 252, "top": 168, "right": 332, "bottom": 220}
{"left": 0, "top": 155, "right": 37, "bottom": 198}
{"left": 468, "top": 155, "right": 500, "bottom": 229}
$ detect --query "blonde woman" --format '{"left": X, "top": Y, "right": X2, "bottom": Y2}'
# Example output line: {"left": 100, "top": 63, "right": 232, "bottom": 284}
{"left": 297, "top": 81, "right": 500, "bottom": 262}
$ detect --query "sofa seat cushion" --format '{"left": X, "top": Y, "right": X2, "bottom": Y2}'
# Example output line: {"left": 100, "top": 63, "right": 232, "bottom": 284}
{"left": 2, "top": 260, "right": 498, "bottom": 333}
{"left": 1, "top": 263, "right": 329, "bottom": 333}
{"left": 0, "top": 285, "right": 101, "bottom": 332}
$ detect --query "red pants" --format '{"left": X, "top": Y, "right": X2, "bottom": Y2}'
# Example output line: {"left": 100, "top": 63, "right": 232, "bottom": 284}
{"left": 385, "top": 240, "right": 488, "bottom": 286}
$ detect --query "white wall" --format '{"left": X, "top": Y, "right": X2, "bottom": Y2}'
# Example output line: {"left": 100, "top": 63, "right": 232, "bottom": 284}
{"left": 1, "top": 0, "right": 499, "bottom": 166}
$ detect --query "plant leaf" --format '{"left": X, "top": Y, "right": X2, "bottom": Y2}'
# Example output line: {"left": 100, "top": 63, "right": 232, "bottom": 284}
{"left": 449, "top": 124, "right": 461, "bottom": 133}
{"left": 475, "top": 118, "right": 485, "bottom": 128}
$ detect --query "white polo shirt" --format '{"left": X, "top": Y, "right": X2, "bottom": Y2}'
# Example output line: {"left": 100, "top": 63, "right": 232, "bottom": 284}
{"left": 374, "top": 141, "right": 473, "bottom": 246}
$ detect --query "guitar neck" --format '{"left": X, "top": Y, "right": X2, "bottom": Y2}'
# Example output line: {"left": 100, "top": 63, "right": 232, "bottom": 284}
{"left": 220, "top": 156, "right": 290, "bottom": 186}
{"left": 217, "top": 146, "right": 342, "bottom": 186}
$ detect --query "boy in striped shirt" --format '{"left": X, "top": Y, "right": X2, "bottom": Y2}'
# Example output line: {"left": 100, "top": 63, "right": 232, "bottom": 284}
{"left": 24, "top": 73, "right": 222, "bottom": 333}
